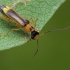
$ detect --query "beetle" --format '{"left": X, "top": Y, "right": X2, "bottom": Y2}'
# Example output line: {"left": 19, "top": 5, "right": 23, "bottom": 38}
{"left": 0, "top": 0, "right": 70, "bottom": 57}
{"left": 0, "top": 1, "right": 39, "bottom": 57}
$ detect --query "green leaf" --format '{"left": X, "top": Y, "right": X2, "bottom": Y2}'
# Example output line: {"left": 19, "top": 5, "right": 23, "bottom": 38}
{"left": 0, "top": 0, "right": 65, "bottom": 50}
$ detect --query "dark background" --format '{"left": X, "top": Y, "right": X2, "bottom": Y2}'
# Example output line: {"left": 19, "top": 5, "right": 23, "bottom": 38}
{"left": 0, "top": 0, "right": 70, "bottom": 70}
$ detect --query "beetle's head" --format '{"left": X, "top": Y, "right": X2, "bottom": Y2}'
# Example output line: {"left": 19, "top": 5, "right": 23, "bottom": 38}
{"left": 31, "top": 30, "right": 39, "bottom": 40}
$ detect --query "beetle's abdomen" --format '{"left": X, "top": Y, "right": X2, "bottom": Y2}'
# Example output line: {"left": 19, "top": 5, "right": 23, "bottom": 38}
{"left": 0, "top": 5, "right": 5, "bottom": 13}
{"left": 0, "top": 5, "right": 36, "bottom": 33}
{"left": 5, "top": 9, "right": 29, "bottom": 26}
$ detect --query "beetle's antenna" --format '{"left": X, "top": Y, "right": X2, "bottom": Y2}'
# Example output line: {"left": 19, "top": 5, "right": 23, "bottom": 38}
{"left": 32, "top": 39, "right": 39, "bottom": 58}
{"left": 40, "top": 26, "right": 70, "bottom": 36}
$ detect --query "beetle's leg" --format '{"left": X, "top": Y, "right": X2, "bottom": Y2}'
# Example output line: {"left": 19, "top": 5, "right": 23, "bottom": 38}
{"left": 23, "top": 30, "right": 30, "bottom": 42}
{"left": 21, "top": 0, "right": 31, "bottom": 6}
{"left": 0, "top": 28, "right": 20, "bottom": 37}
{"left": 10, "top": 0, "right": 20, "bottom": 8}
{"left": 29, "top": 18, "right": 38, "bottom": 27}
{"left": 0, "top": 15, "right": 12, "bottom": 22}
{"left": 10, "top": 0, "right": 31, "bottom": 8}
{"left": 29, "top": 18, "right": 40, "bottom": 31}
{"left": 0, "top": 15, "right": 17, "bottom": 24}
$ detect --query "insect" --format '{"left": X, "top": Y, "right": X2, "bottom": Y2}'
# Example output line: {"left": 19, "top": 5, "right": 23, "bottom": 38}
{"left": 0, "top": 0, "right": 39, "bottom": 57}
{"left": 0, "top": 0, "right": 70, "bottom": 57}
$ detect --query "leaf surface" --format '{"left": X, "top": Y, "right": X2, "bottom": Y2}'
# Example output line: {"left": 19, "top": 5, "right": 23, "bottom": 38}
{"left": 0, "top": 0, "right": 65, "bottom": 50}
